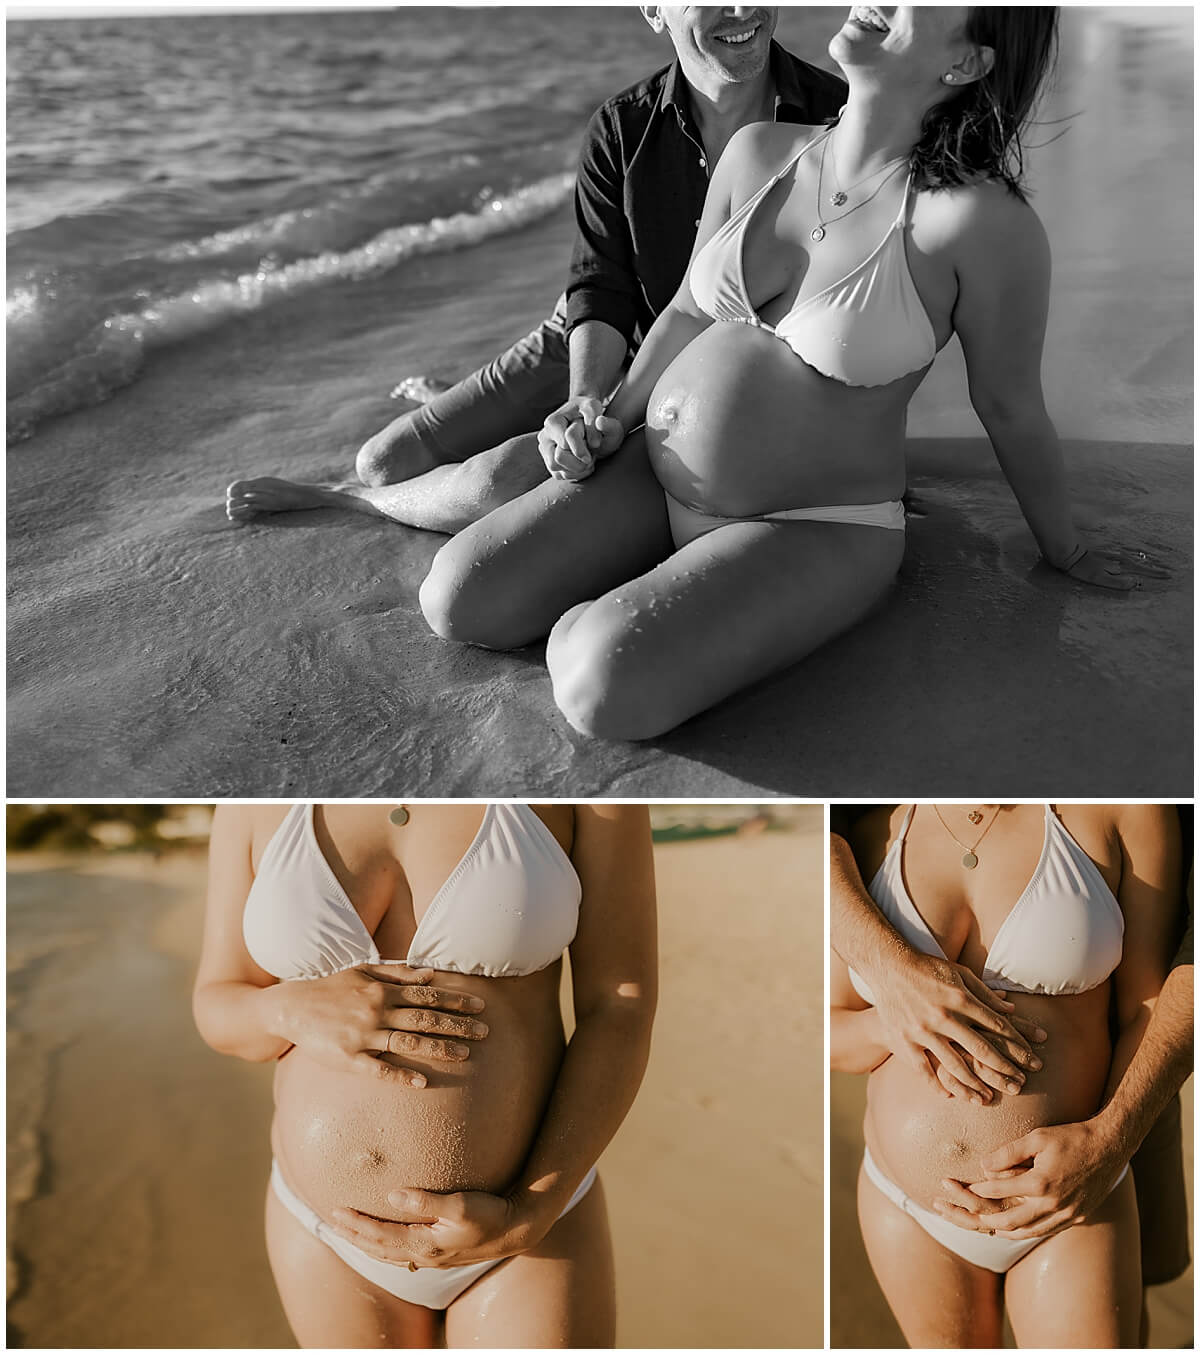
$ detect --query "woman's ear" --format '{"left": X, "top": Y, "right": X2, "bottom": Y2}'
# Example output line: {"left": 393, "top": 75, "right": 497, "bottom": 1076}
{"left": 641, "top": 6, "right": 666, "bottom": 35}
{"left": 944, "top": 44, "right": 995, "bottom": 87}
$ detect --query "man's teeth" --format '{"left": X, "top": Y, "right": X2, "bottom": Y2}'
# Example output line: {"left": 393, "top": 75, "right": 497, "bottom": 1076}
{"left": 717, "top": 27, "right": 758, "bottom": 44}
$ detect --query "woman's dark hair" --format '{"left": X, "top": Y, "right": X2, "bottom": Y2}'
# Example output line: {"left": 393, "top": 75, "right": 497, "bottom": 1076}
{"left": 911, "top": 7, "right": 1060, "bottom": 199}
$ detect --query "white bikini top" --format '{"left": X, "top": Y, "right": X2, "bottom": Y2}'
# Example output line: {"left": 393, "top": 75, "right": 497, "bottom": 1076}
{"left": 243, "top": 803, "right": 582, "bottom": 981}
{"left": 689, "top": 131, "right": 937, "bottom": 388}
{"left": 848, "top": 805, "right": 1124, "bottom": 1004}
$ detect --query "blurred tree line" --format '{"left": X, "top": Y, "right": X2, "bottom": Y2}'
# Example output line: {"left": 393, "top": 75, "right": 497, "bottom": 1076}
{"left": 6, "top": 804, "right": 212, "bottom": 851}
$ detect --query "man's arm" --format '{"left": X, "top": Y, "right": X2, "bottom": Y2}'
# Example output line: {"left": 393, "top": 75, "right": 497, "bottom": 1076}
{"left": 831, "top": 827, "right": 1044, "bottom": 1102}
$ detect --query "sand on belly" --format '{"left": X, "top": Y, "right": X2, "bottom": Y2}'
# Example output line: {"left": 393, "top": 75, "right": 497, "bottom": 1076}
{"left": 6, "top": 204, "right": 1192, "bottom": 796}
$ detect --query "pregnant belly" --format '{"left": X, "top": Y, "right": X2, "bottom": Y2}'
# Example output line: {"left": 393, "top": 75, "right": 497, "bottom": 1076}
{"left": 864, "top": 988, "right": 1112, "bottom": 1213}
{"left": 271, "top": 968, "right": 565, "bottom": 1223}
{"left": 646, "top": 321, "right": 908, "bottom": 518}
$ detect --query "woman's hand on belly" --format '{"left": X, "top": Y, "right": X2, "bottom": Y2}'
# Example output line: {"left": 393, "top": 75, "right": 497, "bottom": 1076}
{"left": 272, "top": 963, "right": 489, "bottom": 1088}
{"left": 326, "top": 1185, "right": 539, "bottom": 1270}
{"left": 931, "top": 1117, "right": 1130, "bottom": 1240}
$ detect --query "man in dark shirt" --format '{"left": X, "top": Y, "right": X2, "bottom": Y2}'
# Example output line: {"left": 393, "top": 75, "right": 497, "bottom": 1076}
{"left": 226, "top": 8, "right": 843, "bottom": 531}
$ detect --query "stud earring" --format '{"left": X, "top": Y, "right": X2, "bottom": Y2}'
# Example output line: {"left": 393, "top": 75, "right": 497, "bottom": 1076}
{"left": 942, "top": 72, "right": 959, "bottom": 84}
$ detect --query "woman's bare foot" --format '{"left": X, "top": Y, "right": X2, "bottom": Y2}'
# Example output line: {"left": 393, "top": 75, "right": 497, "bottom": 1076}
{"left": 389, "top": 374, "right": 452, "bottom": 403}
{"left": 226, "top": 477, "right": 363, "bottom": 522}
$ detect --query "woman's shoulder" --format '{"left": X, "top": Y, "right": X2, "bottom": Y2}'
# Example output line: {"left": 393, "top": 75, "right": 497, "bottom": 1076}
{"left": 914, "top": 176, "right": 1045, "bottom": 248}
{"left": 911, "top": 179, "right": 1050, "bottom": 291}
{"left": 721, "top": 119, "right": 826, "bottom": 180}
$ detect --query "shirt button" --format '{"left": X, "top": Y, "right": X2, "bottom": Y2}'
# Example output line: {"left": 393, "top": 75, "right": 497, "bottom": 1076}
{"left": 699, "top": 156, "right": 707, "bottom": 169}
{"left": 694, "top": 218, "right": 701, "bottom": 228}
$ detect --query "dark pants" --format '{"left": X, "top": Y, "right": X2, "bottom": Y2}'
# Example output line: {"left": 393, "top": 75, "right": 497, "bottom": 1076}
{"left": 1132, "top": 1091, "right": 1191, "bottom": 1285}
{"left": 397, "top": 293, "right": 571, "bottom": 463}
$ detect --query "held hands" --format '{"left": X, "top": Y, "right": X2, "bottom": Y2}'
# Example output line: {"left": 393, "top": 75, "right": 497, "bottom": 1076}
{"left": 537, "top": 396, "right": 624, "bottom": 482}
{"left": 1048, "top": 542, "right": 1170, "bottom": 592}
{"left": 870, "top": 951, "right": 1046, "bottom": 1103}
{"left": 273, "top": 963, "right": 488, "bottom": 1087}
{"left": 932, "top": 1118, "right": 1126, "bottom": 1239}
{"left": 328, "top": 1186, "right": 542, "bottom": 1270}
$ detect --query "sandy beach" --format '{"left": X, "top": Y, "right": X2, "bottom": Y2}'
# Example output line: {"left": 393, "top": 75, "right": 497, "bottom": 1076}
{"left": 6, "top": 7, "right": 1193, "bottom": 799}
{"left": 6, "top": 806, "right": 823, "bottom": 1349}
{"left": 830, "top": 1064, "right": 1195, "bottom": 1348}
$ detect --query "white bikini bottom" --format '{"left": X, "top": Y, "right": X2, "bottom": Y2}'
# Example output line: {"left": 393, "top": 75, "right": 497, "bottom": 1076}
{"left": 666, "top": 495, "right": 906, "bottom": 548}
{"left": 271, "top": 1159, "right": 597, "bottom": 1309}
{"left": 863, "top": 1146, "right": 1128, "bottom": 1273}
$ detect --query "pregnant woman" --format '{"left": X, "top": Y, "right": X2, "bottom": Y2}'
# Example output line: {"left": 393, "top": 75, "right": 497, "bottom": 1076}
{"left": 193, "top": 802, "right": 656, "bottom": 1348}
{"left": 420, "top": 7, "right": 1156, "bottom": 741}
{"left": 829, "top": 803, "right": 1180, "bottom": 1347}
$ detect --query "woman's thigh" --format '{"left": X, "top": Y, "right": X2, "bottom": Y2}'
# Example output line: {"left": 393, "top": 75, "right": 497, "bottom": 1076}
{"left": 857, "top": 1164, "right": 1005, "bottom": 1349}
{"left": 264, "top": 1182, "right": 439, "bottom": 1349}
{"left": 419, "top": 430, "right": 672, "bottom": 650}
{"left": 443, "top": 1178, "right": 616, "bottom": 1350}
{"left": 1005, "top": 1169, "right": 1141, "bottom": 1349}
{"left": 547, "top": 517, "right": 905, "bottom": 740}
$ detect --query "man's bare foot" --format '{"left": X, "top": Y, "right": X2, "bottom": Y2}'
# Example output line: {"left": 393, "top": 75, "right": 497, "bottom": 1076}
{"left": 226, "top": 477, "right": 354, "bottom": 521}
{"left": 389, "top": 374, "right": 452, "bottom": 403}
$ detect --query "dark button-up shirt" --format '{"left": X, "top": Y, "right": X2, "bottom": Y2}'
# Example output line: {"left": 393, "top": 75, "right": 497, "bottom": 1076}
{"left": 565, "top": 41, "right": 846, "bottom": 346}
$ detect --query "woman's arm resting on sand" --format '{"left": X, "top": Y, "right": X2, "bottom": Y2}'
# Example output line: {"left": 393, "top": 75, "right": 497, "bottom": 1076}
{"left": 831, "top": 831, "right": 1044, "bottom": 1102}
{"left": 193, "top": 806, "right": 489, "bottom": 1084}
{"left": 952, "top": 188, "right": 1143, "bottom": 591}
{"left": 937, "top": 806, "right": 1185, "bottom": 1237}
{"left": 330, "top": 805, "right": 658, "bottom": 1269}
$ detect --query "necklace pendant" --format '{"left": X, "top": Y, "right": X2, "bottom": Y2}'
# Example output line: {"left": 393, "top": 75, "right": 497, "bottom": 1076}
{"left": 967, "top": 810, "right": 984, "bottom": 825}
{"left": 830, "top": 190, "right": 848, "bottom": 207}
{"left": 389, "top": 806, "right": 410, "bottom": 826}
{"left": 810, "top": 225, "right": 826, "bottom": 243}
{"left": 962, "top": 850, "right": 979, "bottom": 869}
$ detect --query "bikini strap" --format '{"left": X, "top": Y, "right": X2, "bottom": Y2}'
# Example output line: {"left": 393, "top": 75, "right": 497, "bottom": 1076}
{"left": 896, "top": 804, "right": 918, "bottom": 840}
{"left": 892, "top": 166, "right": 917, "bottom": 229}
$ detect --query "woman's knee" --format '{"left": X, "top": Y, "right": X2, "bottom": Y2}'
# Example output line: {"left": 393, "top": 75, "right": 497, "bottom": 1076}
{"left": 547, "top": 601, "right": 678, "bottom": 742}
{"left": 419, "top": 538, "right": 519, "bottom": 650}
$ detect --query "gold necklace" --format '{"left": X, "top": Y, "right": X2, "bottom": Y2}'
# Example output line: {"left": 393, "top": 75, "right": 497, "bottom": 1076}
{"left": 932, "top": 805, "right": 1001, "bottom": 870}
{"left": 810, "top": 128, "right": 907, "bottom": 244}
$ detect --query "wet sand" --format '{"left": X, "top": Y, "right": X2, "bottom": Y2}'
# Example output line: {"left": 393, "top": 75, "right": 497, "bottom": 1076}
{"left": 6, "top": 813, "right": 822, "bottom": 1348}
{"left": 830, "top": 1069, "right": 1194, "bottom": 1348}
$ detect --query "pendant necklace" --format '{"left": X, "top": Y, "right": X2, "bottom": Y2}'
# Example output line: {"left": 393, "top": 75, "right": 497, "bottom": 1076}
{"left": 932, "top": 805, "right": 1001, "bottom": 870}
{"left": 810, "top": 129, "right": 907, "bottom": 244}
{"left": 388, "top": 804, "right": 410, "bottom": 826}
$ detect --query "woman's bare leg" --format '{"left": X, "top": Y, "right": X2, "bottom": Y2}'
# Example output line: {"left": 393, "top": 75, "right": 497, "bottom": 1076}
{"left": 546, "top": 516, "right": 905, "bottom": 740}
{"left": 857, "top": 1164, "right": 1005, "bottom": 1348}
{"left": 1005, "top": 1170, "right": 1141, "bottom": 1349}
{"left": 419, "top": 430, "right": 672, "bottom": 649}
{"left": 265, "top": 1182, "right": 440, "bottom": 1349}
{"left": 443, "top": 1178, "right": 616, "bottom": 1350}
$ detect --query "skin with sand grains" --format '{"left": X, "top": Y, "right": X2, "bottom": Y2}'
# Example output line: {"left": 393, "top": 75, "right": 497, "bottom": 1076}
{"left": 194, "top": 802, "right": 656, "bottom": 1348}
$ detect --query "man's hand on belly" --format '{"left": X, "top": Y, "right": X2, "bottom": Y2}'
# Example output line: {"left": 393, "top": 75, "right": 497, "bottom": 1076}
{"left": 869, "top": 951, "right": 1047, "bottom": 1103}
{"left": 327, "top": 1187, "right": 536, "bottom": 1269}
{"left": 929, "top": 1119, "right": 1125, "bottom": 1238}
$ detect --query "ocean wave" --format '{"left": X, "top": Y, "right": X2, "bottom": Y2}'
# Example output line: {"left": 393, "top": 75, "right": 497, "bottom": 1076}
{"left": 6, "top": 170, "right": 573, "bottom": 445}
